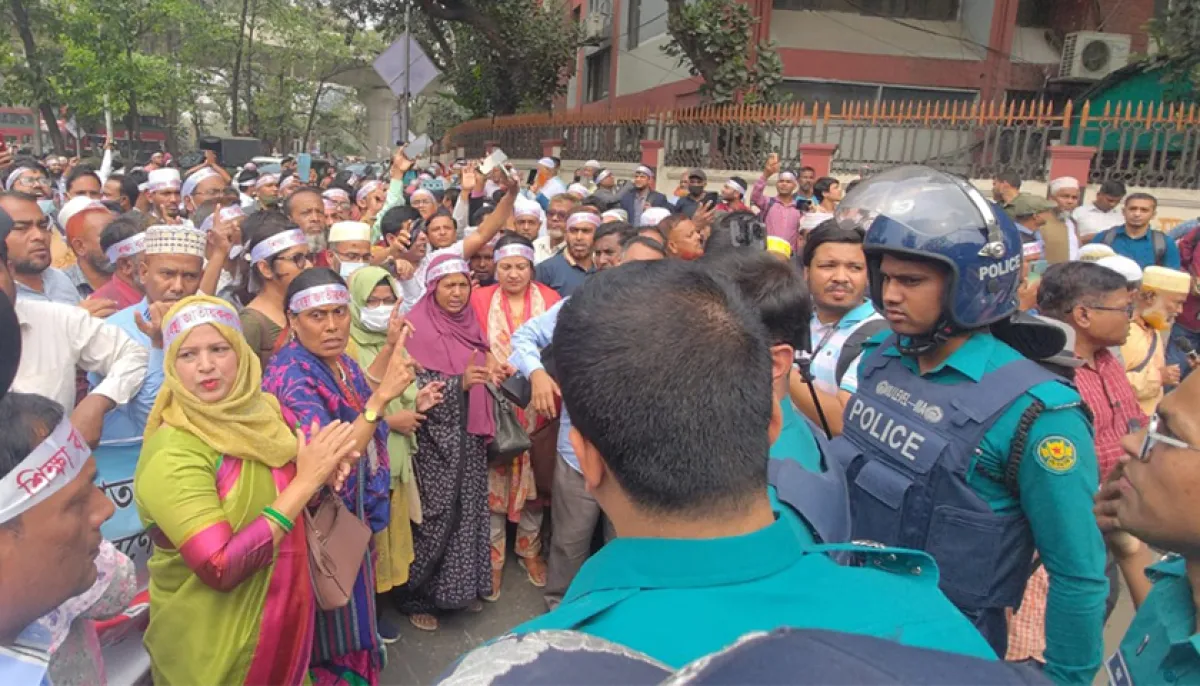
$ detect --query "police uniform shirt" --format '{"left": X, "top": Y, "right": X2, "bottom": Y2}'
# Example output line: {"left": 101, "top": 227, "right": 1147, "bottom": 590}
{"left": 1109, "top": 555, "right": 1200, "bottom": 686}
{"left": 855, "top": 331, "right": 1109, "bottom": 685}
{"left": 512, "top": 507, "right": 997, "bottom": 669}
{"left": 769, "top": 399, "right": 822, "bottom": 473}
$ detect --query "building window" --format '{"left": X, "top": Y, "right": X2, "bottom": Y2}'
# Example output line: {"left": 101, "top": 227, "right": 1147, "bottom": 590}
{"left": 626, "top": 0, "right": 669, "bottom": 50}
{"left": 1015, "top": 0, "right": 1052, "bottom": 27}
{"left": 777, "top": 79, "right": 977, "bottom": 109}
{"left": 586, "top": 48, "right": 612, "bottom": 102}
{"left": 772, "top": 0, "right": 959, "bottom": 21}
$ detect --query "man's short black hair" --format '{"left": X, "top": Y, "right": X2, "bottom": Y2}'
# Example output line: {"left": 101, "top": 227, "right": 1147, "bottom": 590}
{"left": 1037, "top": 261, "right": 1129, "bottom": 320}
{"left": 0, "top": 392, "right": 64, "bottom": 482}
{"left": 621, "top": 234, "right": 665, "bottom": 257}
{"left": 64, "top": 167, "right": 100, "bottom": 194}
{"left": 582, "top": 195, "right": 616, "bottom": 211}
{"left": 555, "top": 261, "right": 773, "bottom": 516}
{"left": 704, "top": 251, "right": 811, "bottom": 352}
{"left": 470, "top": 204, "right": 495, "bottom": 227}
{"left": 1125, "top": 192, "right": 1158, "bottom": 208}
{"left": 994, "top": 170, "right": 1022, "bottom": 189}
{"left": 594, "top": 221, "right": 633, "bottom": 245}
{"left": 800, "top": 166, "right": 816, "bottom": 175}
{"left": 99, "top": 215, "right": 145, "bottom": 253}
{"left": 801, "top": 219, "right": 864, "bottom": 267}
{"left": 1099, "top": 180, "right": 1126, "bottom": 197}
{"left": 380, "top": 205, "right": 420, "bottom": 238}
{"left": 281, "top": 155, "right": 295, "bottom": 165}
{"left": 282, "top": 186, "right": 322, "bottom": 216}
{"left": 813, "top": 177, "right": 839, "bottom": 203}
{"left": 107, "top": 173, "right": 141, "bottom": 207}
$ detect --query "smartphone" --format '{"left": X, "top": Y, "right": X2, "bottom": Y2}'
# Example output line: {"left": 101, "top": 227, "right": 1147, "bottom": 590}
{"left": 526, "top": 168, "right": 538, "bottom": 186}
{"left": 297, "top": 153, "right": 311, "bottom": 184}
{"left": 479, "top": 149, "right": 508, "bottom": 175}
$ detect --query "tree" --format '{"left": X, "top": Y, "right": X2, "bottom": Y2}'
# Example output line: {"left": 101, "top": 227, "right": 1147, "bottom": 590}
{"left": 1146, "top": 0, "right": 1199, "bottom": 99}
{"left": 1, "top": 0, "right": 67, "bottom": 151}
{"left": 662, "top": 0, "right": 784, "bottom": 105}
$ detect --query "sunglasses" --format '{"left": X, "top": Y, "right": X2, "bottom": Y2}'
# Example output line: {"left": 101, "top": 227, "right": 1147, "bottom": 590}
{"left": 1138, "top": 413, "right": 1200, "bottom": 462}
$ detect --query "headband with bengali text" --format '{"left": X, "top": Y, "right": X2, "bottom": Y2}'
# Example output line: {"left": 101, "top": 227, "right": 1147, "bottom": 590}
{"left": 634, "top": 165, "right": 655, "bottom": 178}
{"left": 595, "top": 169, "right": 612, "bottom": 184}
{"left": 566, "top": 213, "right": 601, "bottom": 229}
{"left": 249, "top": 228, "right": 307, "bottom": 264}
{"left": 0, "top": 418, "right": 90, "bottom": 525}
{"left": 163, "top": 302, "right": 243, "bottom": 349}
{"left": 289, "top": 283, "right": 351, "bottom": 313}
{"left": 725, "top": 179, "right": 747, "bottom": 195}
{"left": 199, "top": 205, "right": 245, "bottom": 232}
{"left": 494, "top": 245, "right": 535, "bottom": 264}
{"left": 425, "top": 258, "right": 470, "bottom": 286}
{"left": 356, "top": 181, "right": 383, "bottom": 204}
{"left": 104, "top": 233, "right": 146, "bottom": 263}
{"left": 778, "top": 171, "right": 797, "bottom": 182}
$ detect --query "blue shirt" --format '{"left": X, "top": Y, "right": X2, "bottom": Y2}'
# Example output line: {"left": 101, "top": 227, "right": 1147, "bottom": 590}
{"left": 509, "top": 300, "right": 577, "bottom": 472}
{"left": 1110, "top": 555, "right": 1200, "bottom": 685}
{"left": 535, "top": 251, "right": 591, "bottom": 298}
{"left": 858, "top": 332, "right": 1108, "bottom": 684}
{"left": 15, "top": 267, "right": 82, "bottom": 305}
{"left": 1088, "top": 225, "right": 1182, "bottom": 270}
{"left": 92, "top": 298, "right": 165, "bottom": 442}
{"left": 513, "top": 507, "right": 997, "bottom": 668}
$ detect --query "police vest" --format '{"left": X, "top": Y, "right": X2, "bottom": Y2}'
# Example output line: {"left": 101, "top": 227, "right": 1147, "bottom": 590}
{"left": 768, "top": 419, "right": 851, "bottom": 546}
{"left": 831, "top": 337, "right": 1063, "bottom": 654}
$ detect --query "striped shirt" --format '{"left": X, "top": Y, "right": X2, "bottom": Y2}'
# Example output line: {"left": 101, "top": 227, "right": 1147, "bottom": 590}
{"left": 807, "top": 300, "right": 883, "bottom": 396}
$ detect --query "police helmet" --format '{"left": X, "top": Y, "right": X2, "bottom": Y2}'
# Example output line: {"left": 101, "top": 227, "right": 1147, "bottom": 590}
{"left": 834, "top": 166, "right": 1022, "bottom": 347}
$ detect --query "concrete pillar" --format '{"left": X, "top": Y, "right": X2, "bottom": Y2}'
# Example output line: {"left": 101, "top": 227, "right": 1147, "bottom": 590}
{"left": 359, "top": 87, "right": 398, "bottom": 160}
{"left": 542, "top": 138, "right": 565, "bottom": 159}
{"left": 640, "top": 140, "right": 665, "bottom": 172}
{"left": 798, "top": 143, "right": 838, "bottom": 178}
{"left": 1047, "top": 145, "right": 1097, "bottom": 186}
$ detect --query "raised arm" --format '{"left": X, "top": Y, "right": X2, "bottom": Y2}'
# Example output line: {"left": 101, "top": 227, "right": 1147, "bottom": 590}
{"left": 462, "top": 170, "right": 518, "bottom": 259}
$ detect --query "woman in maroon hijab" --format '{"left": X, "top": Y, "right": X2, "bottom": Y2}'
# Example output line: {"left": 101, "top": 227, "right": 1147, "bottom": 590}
{"left": 399, "top": 252, "right": 510, "bottom": 631}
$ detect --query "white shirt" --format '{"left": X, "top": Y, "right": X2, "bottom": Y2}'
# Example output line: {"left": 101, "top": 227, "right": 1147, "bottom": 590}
{"left": 12, "top": 299, "right": 149, "bottom": 411}
{"left": 1063, "top": 214, "right": 1081, "bottom": 260}
{"left": 799, "top": 210, "right": 834, "bottom": 233}
{"left": 1072, "top": 204, "right": 1123, "bottom": 239}
{"left": 397, "top": 240, "right": 465, "bottom": 312}
{"left": 533, "top": 235, "right": 565, "bottom": 265}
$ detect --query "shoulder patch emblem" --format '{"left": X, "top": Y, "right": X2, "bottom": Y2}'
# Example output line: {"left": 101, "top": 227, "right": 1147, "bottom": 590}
{"left": 1035, "top": 436, "right": 1078, "bottom": 474}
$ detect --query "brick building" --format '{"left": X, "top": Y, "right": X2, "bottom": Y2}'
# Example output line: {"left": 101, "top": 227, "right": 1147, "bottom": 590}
{"left": 563, "top": 0, "right": 1161, "bottom": 112}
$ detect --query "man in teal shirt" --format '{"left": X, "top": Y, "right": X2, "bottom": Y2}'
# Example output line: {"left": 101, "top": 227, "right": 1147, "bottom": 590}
{"left": 831, "top": 167, "right": 1107, "bottom": 684}
{"left": 1097, "top": 371, "right": 1200, "bottom": 685}
{"left": 507, "top": 260, "right": 995, "bottom": 668}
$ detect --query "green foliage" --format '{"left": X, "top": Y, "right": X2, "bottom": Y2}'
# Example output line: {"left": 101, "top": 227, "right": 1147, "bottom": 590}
{"left": 1145, "top": 0, "right": 1200, "bottom": 98}
{"left": 662, "top": 0, "right": 784, "bottom": 105}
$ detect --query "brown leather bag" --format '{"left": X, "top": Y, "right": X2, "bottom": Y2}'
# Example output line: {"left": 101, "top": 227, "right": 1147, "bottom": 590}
{"left": 529, "top": 418, "right": 560, "bottom": 497}
{"left": 304, "top": 472, "right": 371, "bottom": 610}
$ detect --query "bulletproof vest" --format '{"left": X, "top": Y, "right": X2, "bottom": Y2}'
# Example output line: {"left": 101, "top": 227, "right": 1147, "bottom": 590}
{"left": 830, "top": 337, "right": 1058, "bottom": 655}
{"left": 768, "top": 422, "right": 851, "bottom": 546}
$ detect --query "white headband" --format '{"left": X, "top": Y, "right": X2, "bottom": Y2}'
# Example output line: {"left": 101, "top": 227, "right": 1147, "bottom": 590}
{"left": 778, "top": 171, "right": 797, "bottom": 182}
{"left": 494, "top": 245, "right": 535, "bottom": 263}
{"left": 250, "top": 228, "right": 307, "bottom": 263}
{"left": 725, "top": 179, "right": 746, "bottom": 195}
{"left": 0, "top": 418, "right": 91, "bottom": 524}
{"left": 566, "top": 213, "right": 601, "bottom": 230}
{"left": 595, "top": 169, "right": 612, "bottom": 184}
{"left": 356, "top": 181, "right": 383, "bottom": 204}
{"left": 254, "top": 174, "right": 279, "bottom": 189}
{"left": 635, "top": 165, "right": 654, "bottom": 178}
{"left": 199, "top": 206, "right": 245, "bottom": 232}
{"left": 514, "top": 206, "right": 542, "bottom": 220}
{"left": 104, "top": 233, "right": 146, "bottom": 263}
{"left": 181, "top": 168, "right": 221, "bottom": 198}
{"left": 4, "top": 166, "right": 35, "bottom": 190}
{"left": 323, "top": 189, "right": 350, "bottom": 203}
{"left": 601, "top": 209, "right": 626, "bottom": 223}
{"left": 163, "top": 302, "right": 242, "bottom": 349}
{"left": 289, "top": 284, "right": 350, "bottom": 313}
{"left": 410, "top": 188, "right": 435, "bottom": 202}
{"left": 538, "top": 157, "right": 558, "bottom": 169}
{"left": 425, "top": 258, "right": 470, "bottom": 286}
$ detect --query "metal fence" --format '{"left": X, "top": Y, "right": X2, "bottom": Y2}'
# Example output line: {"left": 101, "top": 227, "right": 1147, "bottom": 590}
{"left": 445, "top": 100, "right": 1200, "bottom": 189}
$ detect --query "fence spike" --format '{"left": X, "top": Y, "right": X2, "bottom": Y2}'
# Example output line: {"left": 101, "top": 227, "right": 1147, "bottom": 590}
{"left": 1061, "top": 99, "right": 1074, "bottom": 144}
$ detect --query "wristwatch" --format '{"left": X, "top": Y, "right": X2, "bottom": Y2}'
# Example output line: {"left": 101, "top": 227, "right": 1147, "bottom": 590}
{"left": 364, "top": 407, "right": 381, "bottom": 424}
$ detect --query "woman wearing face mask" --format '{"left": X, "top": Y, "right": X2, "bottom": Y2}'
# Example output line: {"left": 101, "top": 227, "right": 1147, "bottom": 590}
{"left": 468, "top": 233, "right": 558, "bottom": 596}
{"left": 134, "top": 294, "right": 360, "bottom": 685}
{"left": 262, "top": 268, "right": 417, "bottom": 682}
{"left": 240, "top": 211, "right": 313, "bottom": 368}
{"left": 398, "top": 253, "right": 511, "bottom": 631}
{"left": 347, "top": 266, "right": 445, "bottom": 619}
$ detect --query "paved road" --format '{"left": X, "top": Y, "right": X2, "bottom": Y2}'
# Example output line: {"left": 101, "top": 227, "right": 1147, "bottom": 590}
{"left": 379, "top": 555, "right": 546, "bottom": 685}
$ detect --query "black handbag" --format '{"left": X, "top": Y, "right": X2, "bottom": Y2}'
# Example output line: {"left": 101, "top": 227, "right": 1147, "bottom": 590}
{"left": 498, "top": 342, "right": 558, "bottom": 408}
{"left": 485, "top": 382, "right": 532, "bottom": 465}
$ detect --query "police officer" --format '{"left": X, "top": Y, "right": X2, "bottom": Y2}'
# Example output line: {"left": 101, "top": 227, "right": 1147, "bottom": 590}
{"left": 831, "top": 166, "right": 1107, "bottom": 684}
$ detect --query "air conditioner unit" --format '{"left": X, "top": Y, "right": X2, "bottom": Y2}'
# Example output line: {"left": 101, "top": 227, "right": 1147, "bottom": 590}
{"left": 1059, "top": 32, "right": 1131, "bottom": 80}
{"left": 583, "top": 12, "right": 609, "bottom": 40}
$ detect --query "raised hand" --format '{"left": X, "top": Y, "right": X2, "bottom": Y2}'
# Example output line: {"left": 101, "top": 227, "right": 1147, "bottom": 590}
{"left": 80, "top": 297, "right": 118, "bottom": 319}
{"left": 386, "top": 308, "right": 414, "bottom": 349}
{"left": 134, "top": 302, "right": 171, "bottom": 349}
{"left": 377, "top": 345, "right": 416, "bottom": 402}
{"left": 416, "top": 381, "right": 446, "bottom": 413}
{"left": 764, "top": 153, "right": 780, "bottom": 178}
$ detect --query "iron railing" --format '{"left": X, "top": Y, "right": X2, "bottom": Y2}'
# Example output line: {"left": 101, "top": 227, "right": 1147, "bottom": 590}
{"left": 445, "top": 100, "right": 1200, "bottom": 188}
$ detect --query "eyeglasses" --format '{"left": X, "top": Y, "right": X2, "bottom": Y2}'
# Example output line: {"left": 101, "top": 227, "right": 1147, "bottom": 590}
{"left": 272, "top": 251, "right": 312, "bottom": 269}
{"left": 1138, "top": 413, "right": 1200, "bottom": 462}
{"left": 13, "top": 175, "right": 48, "bottom": 188}
{"left": 546, "top": 210, "right": 569, "bottom": 220}
{"left": 195, "top": 186, "right": 232, "bottom": 199}
{"left": 334, "top": 250, "right": 371, "bottom": 263}
{"left": 365, "top": 296, "right": 398, "bottom": 308}
{"left": 1086, "top": 303, "right": 1135, "bottom": 318}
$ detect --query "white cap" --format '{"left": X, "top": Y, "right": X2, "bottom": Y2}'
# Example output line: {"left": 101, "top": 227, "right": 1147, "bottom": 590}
{"left": 328, "top": 221, "right": 371, "bottom": 243}
{"left": 1078, "top": 243, "right": 1116, "bottom": 262}
{"left": 141, "top": 168, "right": 181, "bottom": 193}
{"left": 1048, "top": 177, "right": 1080, "bottom": 194}
{"left": 584, "top": 159, "right": 601, "bottom": 169}
{"left": 537, "top": 157, "right": 558, "bottom": 169}
{"left": 602, "top": 208, "right": 627, "bottom": 223}
{"left": 57, "top": 196, "right": 110, "bottom": 234}
{"left": 640, "top": 207, "right": 671, "bottom": 227}
{"left": 567, "top": 183, "right": 590, "bottom": 198}
{"left": 1097, "top": 255, "right": 1143, "bottom": 284}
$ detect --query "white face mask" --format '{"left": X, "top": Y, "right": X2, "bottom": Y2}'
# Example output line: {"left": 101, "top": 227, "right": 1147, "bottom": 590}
{"left": 338, "top": 261, "right": 366, "bottom": 280}
{"left": 359, "top": 304, "right": 393, "bottom": 332}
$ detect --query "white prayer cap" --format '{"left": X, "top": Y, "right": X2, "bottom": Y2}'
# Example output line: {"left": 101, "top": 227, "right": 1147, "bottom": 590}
{"left": 1048, "top": 177, "right": 1080, "bottom": 195}
{"left": 328, "top": 221, "right": 371, "bottom": 243}
{"left": 1078, "top": 243, "right": 1117, "bottom": 262}
{"left": 601, "top": 208, "right": 627, "bottom": 223}
{"left": 514, "top": 202, "right": 543, "bottom": 220}
{"left": 1097, "top": 255, "right": 1143, "bottom": 284}
{"left": 181, "top": 167, "right": 222, "bottom": 198}
{"left": 567, "top": 183, "right": 590, "bottom": 198}
{"left": 141, "top": 168, "right": 181, "bottom": 193}
{"left": 57, "top": 196, "right": 110, "bottom": 235}
{"left": 583, "top": 159, "right": 601, "bottom": 169}
{"left": 1141, "top": 266, "right": 1191, "bottom": 295}
{"left": 640, "top": 207, "right": 671, "bottom": 227}
{"left": 537, "top": 157, "right": 559, "bottom": 169}
{"left": 143, "top": 225, "right": 207, "bottom": 258}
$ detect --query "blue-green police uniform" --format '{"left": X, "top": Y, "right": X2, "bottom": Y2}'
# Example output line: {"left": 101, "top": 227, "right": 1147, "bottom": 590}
{"left": 1108, "top": 556, "right": 1200, "bottom": 685}
{"left": 512, "top": 506, "right": 996, "bottom": 669}
{"left": 845, "top": 331, "right": 1107, "bottom": 684}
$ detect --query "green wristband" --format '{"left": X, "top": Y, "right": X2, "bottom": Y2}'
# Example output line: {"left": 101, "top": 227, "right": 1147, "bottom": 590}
{"left": 263, "top": 506, "right": 294, "bottom": 533}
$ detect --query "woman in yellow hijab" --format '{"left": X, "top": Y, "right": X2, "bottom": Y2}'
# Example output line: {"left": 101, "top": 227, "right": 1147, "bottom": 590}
{"left": 134, "top": 294, "right": 358, "bottom": 685}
